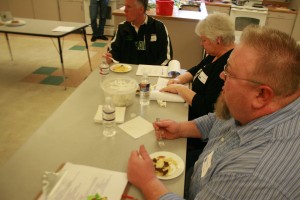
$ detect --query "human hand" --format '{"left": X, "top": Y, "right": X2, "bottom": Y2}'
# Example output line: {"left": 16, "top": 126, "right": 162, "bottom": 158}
{"left": 160, "top": 84, "right": 184, "bottom": 94}
{"left": 167, "top": 78, "right": 181, "bottom": 85}
{"left": 103, "top": 53, "right": 113, "bottom": 64}
{"left": 127, "top": 145, "right": 157, "bottom": 189}
{"left": 128, "top": 146, "right": 169, "bottom": 199}
{"left": 153, "top": 119, "right": 181, "bottom": 140}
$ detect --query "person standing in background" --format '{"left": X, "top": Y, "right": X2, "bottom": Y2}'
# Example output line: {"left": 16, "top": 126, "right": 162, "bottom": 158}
{"left": 90, "top": 0, "right": 109, "bottom": 42}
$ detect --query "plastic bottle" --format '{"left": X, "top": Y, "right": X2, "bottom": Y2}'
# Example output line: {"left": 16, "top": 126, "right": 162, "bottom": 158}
{"left": 102, "top": 97, "right": 116, "bottom": 137}
{"left": 99, "top": 60, "right": 110, "bottom": 83}
{"left": 139, "top": 72, "right": 150, "bottom": 106}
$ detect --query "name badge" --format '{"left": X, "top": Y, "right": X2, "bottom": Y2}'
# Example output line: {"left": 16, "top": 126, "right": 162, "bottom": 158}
{"left": 198, "top": 71, "right": 208, "bottom": 84}
{"left": 201, "top": 151, "right": 214, "bottom": 178}
{"left": 150, "top": 34, "right": 157, "bottom": 42}
{"left": 136, "top": 41, "right": 146, "bottom": 50}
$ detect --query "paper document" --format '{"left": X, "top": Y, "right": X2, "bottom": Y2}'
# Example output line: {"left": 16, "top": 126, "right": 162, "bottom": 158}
{"left": 38, "top": 162, "right": 127, "bottom": 200}
{"left": 136, "top": 60, "right": 182, "bottom": 77}
{"left": 52, "top": 26, "right": 75, "bottom": 32}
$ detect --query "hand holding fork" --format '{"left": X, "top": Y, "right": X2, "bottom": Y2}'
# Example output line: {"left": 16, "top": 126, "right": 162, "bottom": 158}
{"left": 103, "top": 53, "right": 119, "bottom": 64}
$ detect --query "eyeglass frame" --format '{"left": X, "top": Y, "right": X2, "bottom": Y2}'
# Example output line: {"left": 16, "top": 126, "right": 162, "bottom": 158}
{"left": 223, "top": 64, "right": 265, "bottom": 86}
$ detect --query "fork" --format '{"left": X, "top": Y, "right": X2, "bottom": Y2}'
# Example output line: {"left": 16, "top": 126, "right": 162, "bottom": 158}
{"left": 156, "top": 118, "right": 165, "bottom": 147}
{"left": 103, "top": 54, "right": 119, "bottom": 63}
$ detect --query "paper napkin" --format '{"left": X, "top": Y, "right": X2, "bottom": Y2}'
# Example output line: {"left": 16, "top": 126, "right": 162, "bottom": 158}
{"left": 118, "top": 116, "right": 154, "bottom": 139}
{"left": 150, "top": 77, "right": 185, "bottom": 102}
{"left": 150, "top": 91, "right": 185, "bottom": 102}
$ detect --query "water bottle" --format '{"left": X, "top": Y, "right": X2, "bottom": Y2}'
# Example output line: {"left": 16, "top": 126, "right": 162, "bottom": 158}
{"left": 99, "top": 60, "right": 110, "bottom": 83}
{"left": 139, "top": 72, "right": 150, "bottom": 106}
{"left": 102, "top": 97, "right": 116, "bottom": 137}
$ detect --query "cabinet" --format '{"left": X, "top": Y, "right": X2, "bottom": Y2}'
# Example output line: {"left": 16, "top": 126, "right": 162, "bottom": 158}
{"left": 206, "top": 5, "right": 230, "bottom": 15}
{"left": 0, "top": 0, "right": 9, "bottom": 10}
{"left": 266, "top": 11, "right": 296, "bottom": 35}
{"left": 290, "top": 0, "right": 300, "bottom": 41}
{"left": 32, "top": 0, "right": 60, "bottom": 20}
{"left": 6, "top": 0, "right": 59, "bottom": 20}
{"left": 59, "top": 0, "right": 85, "bottom": 22}
{"left": 8, "top": 0, "right": 35, "bottom": 18}
{"left": 291, "top": 12, "right": 300, "bottom": 41}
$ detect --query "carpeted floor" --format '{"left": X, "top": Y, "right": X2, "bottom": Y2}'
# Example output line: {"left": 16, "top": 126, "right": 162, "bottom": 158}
{"left": 0, "top": 33, "right": 110, "bottom": 165}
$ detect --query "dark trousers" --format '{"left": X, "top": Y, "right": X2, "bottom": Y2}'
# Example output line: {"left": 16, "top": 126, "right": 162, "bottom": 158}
{"left": 89, "top": 0, "right": 108, "bottom": 37}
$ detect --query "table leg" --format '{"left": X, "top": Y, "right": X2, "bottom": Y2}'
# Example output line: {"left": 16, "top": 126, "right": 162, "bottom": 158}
{"left": 82, "top": 28, "right": 92, "bottom": 72}
{"left": 57, "top": 37, "right": 67, "bottom": 90}
{"left": 5, "top": 33, "right": 14, "bottom": 61}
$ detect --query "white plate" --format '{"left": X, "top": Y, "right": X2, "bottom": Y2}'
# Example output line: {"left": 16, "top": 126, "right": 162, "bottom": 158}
{"left": 110, "top": 64, "right": 132, "bottom": 73}
{"left": 5, "top": 19, "right": 26, "bottom": 27}
{"left": 150, "top": 151, "right": 185, "bottom": 180}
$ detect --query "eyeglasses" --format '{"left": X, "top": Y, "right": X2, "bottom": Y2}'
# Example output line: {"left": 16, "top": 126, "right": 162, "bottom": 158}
{"left": 223, "top": 64, "right": 264, "bottom": 85}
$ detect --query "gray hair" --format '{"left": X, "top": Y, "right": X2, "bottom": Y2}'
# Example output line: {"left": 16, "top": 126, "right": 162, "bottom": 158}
{"left": 195, "top": 13, "right": 235, "bottom": 45}
{"left": 241, "top": 25, "right": 300, "bottom": 96}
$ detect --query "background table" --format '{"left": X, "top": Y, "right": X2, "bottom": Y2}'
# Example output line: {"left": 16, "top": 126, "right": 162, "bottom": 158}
{"left": 0, "top": 65, "right": 188, "bottom": 200}
{"left": 0, "top": 18, "right": 92, "bottom": 88}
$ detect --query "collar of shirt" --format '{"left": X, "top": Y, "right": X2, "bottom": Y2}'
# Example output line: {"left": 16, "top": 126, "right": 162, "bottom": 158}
{"left": 131, "top": 15, "right": 148, "bottom": 33}
{"left": 236, "top": 96, "right": 300, "bottom": 146}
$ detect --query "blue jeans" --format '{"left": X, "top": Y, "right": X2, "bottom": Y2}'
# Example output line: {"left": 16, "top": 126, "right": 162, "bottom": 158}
{"left": 89, "top": 0, "right": 109, "bottom": 37}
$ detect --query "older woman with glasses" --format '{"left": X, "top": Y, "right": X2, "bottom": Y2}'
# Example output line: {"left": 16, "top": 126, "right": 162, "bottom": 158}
{"left": 160, "top": 13, "right": 235, "bottom": 171}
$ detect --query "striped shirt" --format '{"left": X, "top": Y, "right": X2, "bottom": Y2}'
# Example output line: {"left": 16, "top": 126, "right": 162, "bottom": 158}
{"left": 161, "top": 97, "right": 300, "bottom": 200}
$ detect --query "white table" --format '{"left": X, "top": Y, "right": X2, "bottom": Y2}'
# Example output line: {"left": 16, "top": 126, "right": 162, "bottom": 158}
{"left": 0, "top": 18, "right": 92, "bottom": 89}
{"left": 0, "top": 65, "right": 188, "bottom": 200}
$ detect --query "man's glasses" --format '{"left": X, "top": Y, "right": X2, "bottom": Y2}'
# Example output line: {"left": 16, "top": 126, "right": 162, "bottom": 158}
{"left": 223, "top": 64, "right": 264, "bottom": 85}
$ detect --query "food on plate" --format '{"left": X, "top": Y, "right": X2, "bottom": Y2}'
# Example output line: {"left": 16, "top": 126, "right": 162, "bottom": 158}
{"left": 111, "top": 64, "right": 129, "bottom": 72}
{"left": 87, "top": 193, "right": 107, "bottom": 200}
{"left": 11, "top": 20, "right": 19, "bottom": 24}
{"left": 152, "top": 155, "right": 178, "bottom": 176}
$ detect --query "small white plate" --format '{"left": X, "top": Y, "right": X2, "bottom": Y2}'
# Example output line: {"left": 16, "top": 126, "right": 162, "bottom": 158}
{"left": 110, "top": 64, "right": 132, "bottom": 73}
{"left": 5, "top": 19, "right": 26, "bottom": 27}
{"left": 150, "top": 151, "right": 185, "bottom": 180}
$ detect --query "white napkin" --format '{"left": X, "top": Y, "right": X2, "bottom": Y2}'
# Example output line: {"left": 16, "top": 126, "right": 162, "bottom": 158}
{"left": 150, "top": 77, "right": 185, "bottom": 102}
{"left": 94, "top": 105, "right": 126, "bottom": 124}
{"left": 118, "top": 116, "right": 154, "bottom": 139}
{"left": 150, "top": 91, "right": 185, "bottom": 102}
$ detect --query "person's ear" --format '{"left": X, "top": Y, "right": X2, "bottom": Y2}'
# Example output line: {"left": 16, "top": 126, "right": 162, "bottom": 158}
{"left": 252, "top": 85, "right": 274, "bottom": 109}
{"left": 216, "top": 37, "right": 222, "bottom": 45}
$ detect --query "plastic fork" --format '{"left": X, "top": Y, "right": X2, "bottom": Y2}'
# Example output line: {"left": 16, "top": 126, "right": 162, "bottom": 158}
{"left": 156, "top": 118, "right": 165, "bottom": 147}
{"left": 103, "top": 54, "right": 119, "bottom": 63}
